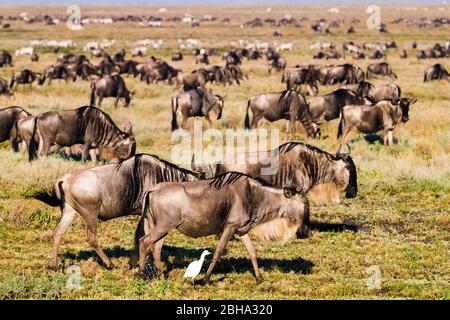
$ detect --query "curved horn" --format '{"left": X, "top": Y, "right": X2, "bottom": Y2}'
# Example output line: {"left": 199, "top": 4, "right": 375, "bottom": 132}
{"left": 336, "top": 144, "right": 342, "bottom": 157}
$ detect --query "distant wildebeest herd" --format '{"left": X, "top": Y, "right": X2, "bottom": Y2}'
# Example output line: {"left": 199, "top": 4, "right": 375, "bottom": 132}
{"left": 1, "top": 31, "right": 447, "bottom": 283}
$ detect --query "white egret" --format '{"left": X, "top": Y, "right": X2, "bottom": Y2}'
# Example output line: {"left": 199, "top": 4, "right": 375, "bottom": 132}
{"left": 183, "top": 250, "right": 211, "bottom": 283}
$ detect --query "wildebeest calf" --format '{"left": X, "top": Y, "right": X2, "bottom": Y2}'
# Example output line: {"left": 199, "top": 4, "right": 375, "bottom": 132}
{"left": 337, "top": 98, "right": 416, "bottom": 146}
{"left": 90, "top": 74, "right": 135, "bottom": 108}
{"left": 138, "top": 172, "right": 309, "bottom": 283}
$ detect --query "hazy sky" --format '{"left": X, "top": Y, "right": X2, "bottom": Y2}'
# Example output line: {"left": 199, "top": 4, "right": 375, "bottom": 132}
{"left": 3, "top": 0, "right": 447, "bottom": 5}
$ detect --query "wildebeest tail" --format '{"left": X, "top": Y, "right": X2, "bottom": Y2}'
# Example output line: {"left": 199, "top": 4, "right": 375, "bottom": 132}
{"left": 9, "top": 72, "right": 14, "bottom": 89}
{"left": 29, "top": 180, "right": 64, "bottom": 207}
{"left": 89, "top": 82, "right": 96, "bottom": 106}
{"left": 11, "top": 119, "right": 22, "bottom": 152}
{"left": 244, "top": 99, "right": 251, "bottom": 129}
{"left": 28, "top": 116, "right": 39, "bottom": 161}
{"left": 171, "top": 96, "right": 179, "bottom": 131}
{"left": 337, "top": 109, "right": 344, "bottom": 139}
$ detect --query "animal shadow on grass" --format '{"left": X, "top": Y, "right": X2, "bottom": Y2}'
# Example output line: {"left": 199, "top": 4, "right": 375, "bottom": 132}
{"left": 310, "top": 220, "right": 360, "bottom": 233}
{"left": 361, "top": 133, "right": 398, "bottom": 145}
{"left": 62, "top": 245, "right": 314, "bottom": 281}
{"left": 163, "top": 245, "right": 314, "bottom": 278}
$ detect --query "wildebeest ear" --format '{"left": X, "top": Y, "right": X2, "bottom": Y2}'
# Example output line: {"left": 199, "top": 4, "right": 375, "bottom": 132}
{"left": 123, "top": 121, "right": 133, "bottom": 135}
{"left": 283, "top": 187, "right": 296, "bottom": 198}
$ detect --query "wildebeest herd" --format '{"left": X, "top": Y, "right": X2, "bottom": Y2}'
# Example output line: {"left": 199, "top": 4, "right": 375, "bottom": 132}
{"left": 0, "top": 9, "right": 447, "bottom": 286}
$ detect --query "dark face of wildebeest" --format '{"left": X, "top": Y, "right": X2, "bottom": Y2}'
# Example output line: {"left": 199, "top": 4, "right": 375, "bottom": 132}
{"left": 335, "top": 144, "right": 358, "bottom": 199}
{"left": 396, "top": 97, "right": 415, "bottom": 123}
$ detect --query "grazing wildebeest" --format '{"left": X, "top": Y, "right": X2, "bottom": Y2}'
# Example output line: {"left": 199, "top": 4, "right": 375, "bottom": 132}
{"left": 171, "top": 87, "right": 224, "bottom": 130}
{"left": 30, "top": 153, "right": 204, "bottom": 269}
{"left": 267, "top": 52, "right": 287, "bottom": 74}
{"left": 74, "top": 61, "right": 102, "bottom": 80}
{"left": 195, "top": 53, "right": 209, "bottom": 65}
{"left": 0, "top": 106, "right": 31, "bottom": 151}
{"left": 10, "top": 69, "right": 41, "bottom": 90}
{"left": 324, "top": 64, "right": 364, "bottom": 85}
{"left": 423, "top": 64, "right": 449, "bottom": 82}
{"left": 204, "top": 141, "right": 358, "bottom": 208}
{"left": 367, "top": 62, "right": 397, "bottom": 79}
{"left": 90, "top": 74, "right": 135, "bottom": 108}
{"left": 175, "top": 69, "right": 208, "bottom": 91}
{"left": 116, "top": 60, "right": 139, "bottom": 77}
{"left": 31, "top": 53, "right": 39, "bottom": 62}
{"left": 244, "top": 90, "right": 319, "bottom": 137}
{"left": 308, "top": 89, "right": 366, "bottom": 124}
{"left": 400, "top": 50, "right": 408, "bottom": 59}
{"left": 367, "top": 84, "right": 402, "bottom": 102}
{"left": 369, "top": 49, "right": 384, "bottom": 60}
{"left": 171, "top": 52, "right": 183, "bottom": 61}
{"left": 417, "top": 50, "right": 427, "bottom": 60}
{"left": 40, "top": 64, "right": 76, "bottom": 85}
{"left": 342, "top": 81, "right": 374, "bottom": 99}
{"left": 337, "top": 97, "right": 416, "bottom": 146}
{"left": 28, "top": 106, "right": 136, "bottom": 162}
{"left": 0, "top": 51, "right": 13, "bottom": 67}
{"left": 137, "top": 172, "right": 309, "bottom": 283}
{"left": 282, "top": 66, "right": 319, "bottom": 95}
{"left": 0, "top": 77, "right": 13, "bottom": 98}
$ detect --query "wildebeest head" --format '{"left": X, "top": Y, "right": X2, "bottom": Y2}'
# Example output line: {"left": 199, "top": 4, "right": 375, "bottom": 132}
{"left": 334, "top": 144, "right": 358, "bottom": 198}
{"left": 213, "top": 94, "right": 225, "bottom": 120}
{"left": 397, "top": 97, "right": 416, "bottom": 122}
{"left": 111, "top": 121, "right": 136, "bottom": 159}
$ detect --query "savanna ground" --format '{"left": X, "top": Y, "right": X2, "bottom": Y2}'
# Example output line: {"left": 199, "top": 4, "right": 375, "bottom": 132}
{"left": 0, "top": 4, "right": 449, "bottom": 299}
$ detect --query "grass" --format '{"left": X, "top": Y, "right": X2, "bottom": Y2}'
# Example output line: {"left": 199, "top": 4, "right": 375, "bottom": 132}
{"left": 0, "top": 4, "right": 449, "bottom": 299}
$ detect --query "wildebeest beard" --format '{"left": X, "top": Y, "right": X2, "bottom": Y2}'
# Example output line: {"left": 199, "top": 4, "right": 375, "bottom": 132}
{"left": 265, "top": 142, "right": 357, "bottom": 201}
{"left": 115, "top": 154, "right": 200, "bottom": 211}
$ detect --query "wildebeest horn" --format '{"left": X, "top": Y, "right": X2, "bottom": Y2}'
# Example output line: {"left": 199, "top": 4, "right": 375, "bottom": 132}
{"left": 336, "top": 143, "right": 351, "bottom": 159}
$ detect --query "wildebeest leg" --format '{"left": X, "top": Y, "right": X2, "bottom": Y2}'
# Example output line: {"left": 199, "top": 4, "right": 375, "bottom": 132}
{"left": 388, "top": 131, "right": 394, "bottom": 146}
{"left": 152, "top": 238, "right": 165, "bottom": 271}
{"left": 39, "top": 134, "right": 54, "bottom": 158}
{"left": 97, "top": 95, "right": 103, "bottom": 108}
{"left": 181, "top": 114, "right": 188, "bottom": 130}
{"left": 81, "top": 143, "right": 91, "bottom": 162}
{"left": 138, "top": 229, "right": 169, "bottom": 276}
{"left": 89, "top": 148, "right": 97, "bottom": 164}
{"left": 250, "top": 114, "right": 262, "bottom": 129}
{"left": 384, "top": 130, "right": 393, "bottom": 146}
{"left": 205, "top": 113, "right": 213, "bottom": 127}
{"left": 114, "top": 96, "right": 120, "bottom": 108}
{"left": 50, "top": 205, "right": 77, "bottom": 270}
{"left": 203, "top": 226, "right": 237, "bottom": 284}
{"left": 84, "top": 216, "right": 114, "bottom": 269}
{"left": 240, "top": 234, "right": 262, "bottom": 283}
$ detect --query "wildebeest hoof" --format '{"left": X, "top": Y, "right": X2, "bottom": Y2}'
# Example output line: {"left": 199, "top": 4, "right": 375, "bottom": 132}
{"left": 256, "top": 276, "right": 263, "bottom": 284}
{"left": 201, "top": 278, "right": 211, "bottom": 285}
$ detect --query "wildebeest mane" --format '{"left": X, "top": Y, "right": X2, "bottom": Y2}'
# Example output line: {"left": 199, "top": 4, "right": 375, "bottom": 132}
{"left": 77, "top": 106, "right": 127, "bottom": 146}
{"left": 210, "top": 171, "right": 271, "bottom": 189}
{"left": 116, "top": 154, "right": 199, "bottom": 210}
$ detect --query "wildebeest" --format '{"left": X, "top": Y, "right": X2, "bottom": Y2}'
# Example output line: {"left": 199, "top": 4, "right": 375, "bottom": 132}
{"left": 0, "top": 51, "right": 13, "bottom": 67}
{"left": 367, "top": 62, "right": 397, "bottom": 79}
{"left": 139, "top": 59, "right": 179, "bottom": 85}
{"left": 204, "top": 141, "right": 358, "bottom": 207}
{"left": 267, "top": 52, "right": 287, "bottom": 74}
{"left": 307, "top": 89, "right": 366, "bottom": 124}
{"left": 324, "top": 64, "right": 365, "bottom": 85}
{"left": 28, "top": 106, "right": 136, "bottom": 162}
{"left": 31, "top": 53, "right": 39, "bottom": 62}
{"left": 175, "top": 69, "right": 208, "bottom": 91}
{"left": 30, "top": 153, "right": 204, "bottom": 269}
{"left": 244, "top": 90, "right": 319, "bottom": 137}
{"left": 115, "top": 60, "right": 139, "bottom": 77}
{"left": 0, "top": 77, "right": 13, "bottom": 98}
{"left": 10, "top": 69, "right": 42, "bottom": 89}
{"left": 171, "top": 52, "right": 183, "bottom": 61}
{"left": 282, "top": 66, "right": 319, "bottom": 95}
{"left": 337, "top": 98, "right": 416, "bottom": 146}
{"left": 367, "top": 84, "right": 402, "bottom": 102}
{"left": 0, "top": 106, "right": 31, "bottom": 151}
{"left": 342, "top": 81, "right": 374, "bottom": 99}
{"left": 90, "top": 74, "right": 135, "bottom": 108}
{"left": 400, "top": 50, "right": 408, "bottom": 59}
{"left": 423, "top": 64, "right": 449, "bottom": 82}
{"left": 171, "top": 87, "right": 224, "bottom": 130}
{"left": 195, "top": 53, "right": 209, "bottom": 65}
{"left": 40, "top": 64, "right": 76, "bottom": 85}
{"left": 137, "top": 172, "right": 309, "bottom": 283}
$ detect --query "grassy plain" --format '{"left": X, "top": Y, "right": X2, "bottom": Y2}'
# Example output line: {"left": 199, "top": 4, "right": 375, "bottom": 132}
{"left": 0, "top": 4, "right": 449, "bottom": 299}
